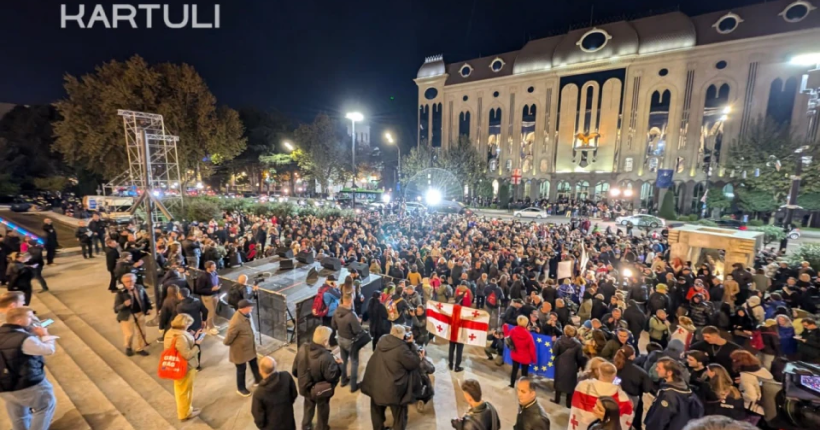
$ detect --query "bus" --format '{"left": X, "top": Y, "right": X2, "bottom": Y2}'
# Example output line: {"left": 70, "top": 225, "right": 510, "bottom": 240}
{"left": 335, "top": 188, "right": 385, "bottom": 207}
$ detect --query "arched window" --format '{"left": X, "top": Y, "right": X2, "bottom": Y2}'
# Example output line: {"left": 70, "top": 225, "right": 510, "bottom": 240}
{"left": 539, "top": 181, "right": 550, "bottom": 198}
{"left": 723, "top": 183, "right": 735, "bottom": 199}
{"left": 557, "top": 181, "right": 572, "bottom": 200}
{"left": 645, "top": 90, "right": 671, "bottom": 172}
{"left": 524, "top": 180, "right": 532, "bottom": 199}
{"left": 419, "top": 105, "right": 430, "bottom": 143}
{"left": 492, "top": 179, "right": 499, "bottom": 197}
{"left": 458, "top": 111, "right": 471, "bottom": 138}
{"left": 593, "top": 181, "right": 610, "bottom": 201}
{"left": 692, "top": 183, "right": 705, "bottom": 214}
{"left": 431, "top": 103, "right": 443, "bottom": 147}
{"left": 488, "top": 108, "right": 502, "bottom": 172}
{"left": 766, "top": 77, "right": 798, "bottom": 126}
{"left": 576, "top": 181, "right": 590, "bottom": 201}
{"left": 640, "top": 183, "right": 654, "bottom": 210}
{"left": 700, "top": 83, "right": 731, "bottom": 171}
{"left": 521, "top": 104, "right": 537, "bottom": 173}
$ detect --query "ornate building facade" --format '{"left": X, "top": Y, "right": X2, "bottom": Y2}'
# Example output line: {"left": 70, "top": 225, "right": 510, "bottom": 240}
{"left": 415, "top": 0, "right": 820, "bottom": 214}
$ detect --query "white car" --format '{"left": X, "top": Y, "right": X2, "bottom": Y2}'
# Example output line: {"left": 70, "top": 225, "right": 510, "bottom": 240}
{"left": 514, "top": 207, "right": 548, "bottom": 219}
{"left": 615, "top": 214, "right": 665, "bottom": 229}
{"left": 404, "top": 202, "right": 427, "bottom": 213}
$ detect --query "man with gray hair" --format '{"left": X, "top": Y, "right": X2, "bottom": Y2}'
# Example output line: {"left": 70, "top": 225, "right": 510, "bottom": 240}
{"left": 252, "top": 356, "right": 297, "bottom": 430}
{"left": 113, "top": 273, "right": 152, "bottom": 356}
{"left": 361, "top": 324, "right": 422, "bottom": 430}
{"left": 293, "top": 326, "right": 341, "bottom": 430}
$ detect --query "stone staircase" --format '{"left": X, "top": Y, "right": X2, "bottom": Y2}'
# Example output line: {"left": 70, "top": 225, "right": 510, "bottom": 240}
{"left": 0, "top": 292, "right": 216, "bottom": 430}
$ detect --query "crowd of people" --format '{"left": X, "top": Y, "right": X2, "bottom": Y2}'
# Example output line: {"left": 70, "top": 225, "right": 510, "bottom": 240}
{"left": 2, "top": 199, "right": 820, "bottom": 430}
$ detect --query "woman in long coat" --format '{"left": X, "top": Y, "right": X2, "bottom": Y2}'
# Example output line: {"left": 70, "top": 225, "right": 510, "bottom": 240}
{"left": 552, "top": 325, "right": 587, "bottom": 407}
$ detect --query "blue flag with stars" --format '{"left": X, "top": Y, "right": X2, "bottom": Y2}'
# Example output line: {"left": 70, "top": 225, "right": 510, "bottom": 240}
{"left": 502, "top": 324, "right": 555, "bottom": 378}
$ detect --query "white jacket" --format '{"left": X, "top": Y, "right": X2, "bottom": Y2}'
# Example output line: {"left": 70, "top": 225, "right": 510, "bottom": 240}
{"left": 738, "top": 367, "right": 773, "bottom": 415}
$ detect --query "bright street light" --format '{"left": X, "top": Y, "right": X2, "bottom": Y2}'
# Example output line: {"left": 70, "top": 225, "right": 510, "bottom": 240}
{"left": 384, "top": 131, "right": 401, "bottom": 183}
{"left": 791, "top": 53, "right": 820, "bottom": 66}
{"left": 624, "top": 189, "right": 634, "bottom": 197}
{"left": 195, "top": 182, "right": 204, "bottom": 190}
{"left": 610, "top": 188, "right": 621, "bottom": 197}
{"left": 385, "top": 132, "right": 394, "bottom": 143}
{"left": 346, "top": 112, "right": 364, "bottom": 122}
{"left": 346, "top": 112, "right": 364, "bottom": 207}
{"left": 382, "top": 194, "right": 391, "bottom": 203}
{"left": 284, "top": 141, "right": 294, "bottom": 151}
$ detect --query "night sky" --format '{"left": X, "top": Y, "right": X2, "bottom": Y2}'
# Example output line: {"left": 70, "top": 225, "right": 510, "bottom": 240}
{"left": 1, "top": 0, "right": 762, "bottom": 149}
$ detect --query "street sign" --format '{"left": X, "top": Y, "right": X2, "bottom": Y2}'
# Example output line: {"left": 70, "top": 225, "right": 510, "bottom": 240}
{"left": 512, "top": 169, "right": 522, "bottom": 185}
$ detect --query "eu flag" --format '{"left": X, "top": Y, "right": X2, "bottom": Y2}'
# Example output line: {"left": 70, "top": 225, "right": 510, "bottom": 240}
{"left": 502, "top": 324, "right": 555, "bottom": 378}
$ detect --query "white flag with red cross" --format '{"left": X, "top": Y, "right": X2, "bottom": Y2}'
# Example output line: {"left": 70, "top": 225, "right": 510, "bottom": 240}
{"left": 567, "top": 379, "right": 634, "bottom": 430}
{"left": 426, "top": 301, "right": 489, "bottom": 346}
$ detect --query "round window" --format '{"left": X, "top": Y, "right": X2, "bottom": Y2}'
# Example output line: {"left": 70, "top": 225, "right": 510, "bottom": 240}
{"left": 716, "top": 60, "right": 728, "bottom": 70}
{"left": 783, "top": 1, "right": 812, "bottom": 22}
{"left": 659, "top": 68, "right": 669, "bottom": 77}
{"left": 527, "top": 86, "right": 535, "bottom": 93}
{"left": 424, "top": 88, "right": 438, "bottom": 100}
{"left": 491, "top": 59, "right": 504, "bottom": 72}
{"left": 460, "top": 65, "right": 472, "bottom": 78}
{"left": 580, "top": 31, "right": 608, "bottom": 52}
{"left": 713, "top": 13, "right": 743, "bottom": 34}
{"left": 462, "top": 95, "right": 468, "bottom": 102}
{"left": 493, "top": 91, "right": 500, "bottom": 98}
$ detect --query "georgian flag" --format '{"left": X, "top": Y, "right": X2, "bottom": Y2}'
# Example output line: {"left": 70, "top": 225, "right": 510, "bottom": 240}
{"left": 568, "top": 379, "right": 634, "bottom": 430}
{"left": 671, "top": 325, "right": 694, "bottom": 350}
{"left": 426, "top": 301, "right": 489, "bottom": 347}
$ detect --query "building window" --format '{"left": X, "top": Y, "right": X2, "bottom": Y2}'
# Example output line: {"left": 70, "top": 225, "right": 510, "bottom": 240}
{"left": 644, "top": 90, "right": 671, "bottom": 173}
{"left": 488, "top": 108, "right": 502, "bottom": 172}
{"left": 723, "top": 183, "right": 735, "bottom": 199}
{"left": 593, "top": 181, "right": 610, "bottom": 201}
{"left": 624, "top": 157, "right": 634, "bottom": 172}
{"left": 640, "top": 183, "right": 654, "bottom": 209}
{"left": 419, "top": 105, "right": 429, "bottom": 143}
{"left": 576, "top": 180, "right": 590, "bottom": 201}
{"left": 556, "top": 181, "right": 571, "bottom": 200}
{"left": 459, "top": 111, "right": 471, "bottom": 138}
{"left": 781, "top": 0, "right": 815, "bottom": 22}
{"left": 527, "top": 86, "right": 535, "bottom": 93}
{"left": 424, "top": 88, "right": 438, "bottom": 100}
{"left": 577, "top": 28, "right": 612, "bottom": 53}
{"left": 521, "top": 104, "right": 536, "bottom": 174}
{"left": 460, "top": 64, "right": 473, "bottom": 78}
{"left": 659, "top": 68, "right": 669, "bottom": 77}
{"left": 490, "top": 58, "right": 505, "bottom": 72}
{"left": 713, "top": 13, "right": 743, "bottom": 34}
{"left": 767, "top": 77, "right": 799, "bottom": 125}
{"left": 692, "top": 183, "right": 705, "bottom": 213}
{"left": 539, "top": 181, "right": 550, "bottom": 198}
{"left": 463, "top": 95, "right": 469, "bottom": 102}
{"left": 493, "top": 91, "right": 500, "bottom": 98}
{"left": 715, "top": 61, "right": 728, "bottom": 70}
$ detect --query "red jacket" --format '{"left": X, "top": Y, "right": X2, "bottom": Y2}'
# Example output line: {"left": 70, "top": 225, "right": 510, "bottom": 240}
{"left": 509, "top": 325, "right": 537, "bottom": 365}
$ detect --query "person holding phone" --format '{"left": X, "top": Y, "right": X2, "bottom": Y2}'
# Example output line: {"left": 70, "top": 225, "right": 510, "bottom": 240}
{"left": 164, "top": 313, "right": 204, "bottom": 421}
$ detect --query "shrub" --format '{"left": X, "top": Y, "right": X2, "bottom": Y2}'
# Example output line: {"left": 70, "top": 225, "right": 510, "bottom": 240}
{"left": 693, "top": 219, "right": 718, "bottom": 227}
{"left": 750, "top": 225, "right": 786, "bottom": 246}
{"left": 184, "top": 198, "right": 221, "bottom": 222}
{"left": 748, "top": 219, "right": 764, "bottom": 227}
{"left": 658, "top": 190, "right": 677, "bottom": 220}
{"left": 787, "top": 243, "right": 820, "bottom": 269}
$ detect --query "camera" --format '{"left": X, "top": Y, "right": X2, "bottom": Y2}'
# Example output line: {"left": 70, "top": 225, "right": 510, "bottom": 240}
{"left": 779, "top": 361, "right": 820, "bottom": 428}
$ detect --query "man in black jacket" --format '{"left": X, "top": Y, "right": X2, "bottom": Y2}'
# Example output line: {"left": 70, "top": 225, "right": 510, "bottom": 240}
{"left": 194, "top": 261, "right": 220, "bottom": 335}
{"left": 361, "top": 324, "right": 422, "bottom": 430}
{"left": 514, "top": 377, "right": 551, "bottom": 430}
{"left": 176, "top": 288, "right": 208, "bottom": 334}
{"left": 113, "top": 273, "right": 152, "bottom": 356}
{"left": 105, "top": 239, "right": 121, "bottom": 292}
{"left": 88, "top": 213, "right": 107, "bottom": 255}
{"left": 42, "top": 218, "right": 58, "bottom": 265}
{"left": 252, "top": 356, "right": 297, "bottom": 430}
{"left": 25, "top": 238, "right": 48, "bottom": 292}
{"left": 76, "top": 220, "right": 93, "bottom": 259}
{"left": 451, "top": 379, "right": 500, "bottom": 430}
{"left": 331, "top": 293, "right": 364, "bottom": 392}
{"left": 292, "top": 326, "right": 341, "bottom": 430}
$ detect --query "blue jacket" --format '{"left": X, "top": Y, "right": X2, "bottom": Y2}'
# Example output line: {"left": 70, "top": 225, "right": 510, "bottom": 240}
{"left": 645, "top": 380, "right": 704, "bottom": 430}
{"left": 778, "top": 324, "right": 797, "bottom": 355}
{"left": 323, "top": 287, "right": 341, "bottom": 317}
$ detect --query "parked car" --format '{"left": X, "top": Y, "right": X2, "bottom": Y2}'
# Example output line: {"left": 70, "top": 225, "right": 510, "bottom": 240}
{"left": 514, "top": 207, "right": 548, "bottom": 219}
{"left": 404, "top": 202, "right": 427, "bottom": 213}
{"left": 715, "top": 219, "right": 748, "bottom": 230}
{"left": 433, "top": 200, "right": 472, "bottom": 215}
{"left": 615, "top": 214, "right": 665, "bottom": 229}
{"left": 788, "top": 228, "right": 801, "bottom": 240}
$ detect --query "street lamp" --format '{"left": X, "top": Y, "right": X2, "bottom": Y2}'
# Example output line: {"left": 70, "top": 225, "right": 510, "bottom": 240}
{"left": 385, "top": 132, "right": 401, "bottom": 189}
{"left": 346, "top": 112, "right": 364, "bottom": 208}
{"left": 283, "top": 141, "right": 294, "bottom": 152}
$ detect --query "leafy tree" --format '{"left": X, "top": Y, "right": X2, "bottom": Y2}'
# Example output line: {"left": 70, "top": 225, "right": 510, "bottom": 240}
{"left": 228, "top": 108, "right": 292, "bottom": 192}
{"left": 291, "top": 114, "right": 349, "bottom": 194}
{"left": 658, "top": 189, "right": 677, "bottom": 220}
{"left": 0, "top": 174, "right": 20, "bottom": 196}
{"left": 787, "top": 243, "right": 820, "bottom": 269}
{"left": 399, "top": 136, "right": 487, "bottom": 198}
{"left": 736, "top": 188, "right": 778, "bottom": 215}
{"left": 399, "top": 141, "right": 434, "bottom": 188}
{"left": 705, "top": 186, "right": 732, "bottom": 217}
{"left": 54, "top": 55, "right": 246, "bottom": 182}
{"left": 750, "top": 225, "right": 786, "bottom": 246}
{"left": 0, "top": 105, "right": 70, "bottom": 193}
{"left": 33, "top": 177, "right": 69, "bottom": 193}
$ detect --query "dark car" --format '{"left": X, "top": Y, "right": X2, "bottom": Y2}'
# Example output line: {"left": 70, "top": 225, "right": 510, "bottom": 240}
{"left": 433, "top": 200, "right": 472, "bottom": 216}
{"left": 715, "top": 219, "right": 747, "bottom": 230}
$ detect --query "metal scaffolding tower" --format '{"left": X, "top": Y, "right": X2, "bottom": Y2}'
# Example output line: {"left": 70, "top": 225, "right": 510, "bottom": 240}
{"left": 115, "top": 110, "right": 183, "bottom": 223}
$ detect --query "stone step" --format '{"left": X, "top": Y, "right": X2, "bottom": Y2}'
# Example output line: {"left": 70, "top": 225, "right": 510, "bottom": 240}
{"left": 26, "top": 295, "right": 135, "bottom": 430}
{"left": 31, "top": 294, "right": 178, "bottom": 430}
{"left": 46, "top": 366, "right": 93, "bottom": 430}
{"left": 36, "top": 292, "right": 214, "bottom": 430}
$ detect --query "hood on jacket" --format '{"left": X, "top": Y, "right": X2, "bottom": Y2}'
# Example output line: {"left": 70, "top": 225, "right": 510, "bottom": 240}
{"left": 376, "top": 333, "right": 409, "bottom": 353}
{"left": 747, "top": 296, "right": 761, "bottom": 307}
{"left": 660, "top": 379, "right": 691, "bottom": 393}
{"left": 692, "top": 293, "right": 704, "bottom": 303}
{"left": 335, "top": 305, "right": 353, "bottom": 319}
{"left": 663, "top": 339, "right": 685, "bottom": 360}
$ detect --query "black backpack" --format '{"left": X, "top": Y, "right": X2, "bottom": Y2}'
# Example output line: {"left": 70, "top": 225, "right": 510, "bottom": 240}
{"left": 227, "top": 284, "right": 246, "bottom": 309}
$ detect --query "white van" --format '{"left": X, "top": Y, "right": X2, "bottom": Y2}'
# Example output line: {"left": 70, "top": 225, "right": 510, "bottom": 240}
{"left": 82, "top": 196, "right": 135, "bottom": 224}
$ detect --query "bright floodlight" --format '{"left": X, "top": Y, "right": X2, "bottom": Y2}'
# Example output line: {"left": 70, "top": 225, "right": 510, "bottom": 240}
{"left": 385, "top": 133, "right": 394, "bottom": 144}
{"left": 425, "top": 188, "right": 442, "bottom": 206}
{"left": 416, "top": 196, "right": 422, "bottom": 202}
{"left": 623, "top": 268, "right": 633, "bottom": 278}
{"left": 382, "top": 193, "right": 391, "bottom": 203}
{"left": 284, "top": 141, "right": 294, "bottom": 151}
{"left": 610, "top": 188, "right": 621, "bottom": 197}
{"left": 791, "top": 53, "right": 820, "bottom": 66}
{"left": 623, "top": 189, "right": 634, "bottom": 197}
{"left": 195, "top": 182, "right": 204, "bottom": 189}
{"left": 346, "top": 112, "right": 364, "bottom": 122}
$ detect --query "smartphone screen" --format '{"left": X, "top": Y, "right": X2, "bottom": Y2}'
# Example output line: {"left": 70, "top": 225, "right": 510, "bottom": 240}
{"left": 40, "top": 319, "right": 54, "bottom": 328}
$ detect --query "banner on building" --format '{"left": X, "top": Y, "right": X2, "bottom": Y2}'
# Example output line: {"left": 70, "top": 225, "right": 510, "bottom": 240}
{"left": 656, "top": 169, "right": 674, "bottom": 189}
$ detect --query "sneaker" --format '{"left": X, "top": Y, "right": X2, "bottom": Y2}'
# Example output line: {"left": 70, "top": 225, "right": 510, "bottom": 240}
{"left": 208, "top": 328, "right": 219, "bottom": 335}
{"left": 125, "top": 348, "right": 134, "bottom": 356}
{"left": 454, "top": 366, "right": 464, "bottom": 372}
{"left": 237, "top": 389, "right": 251, "bottom": 397}
{"left": 155, "top": 338, "right": 165, "bottom": 344}
{"left": 137, "top": 350, "right": 149, "bottom": 356}
{"left": 340, "top": 378, "right": 350, "bottom": 388}
{"left": 484, "top": 346, "right": 494, "bottom": 360}
{"left": 182, "top": 408, "right": 201, "bottom": 421}
{"left": 416, "top": 400, "right": 425, "bottom": 413}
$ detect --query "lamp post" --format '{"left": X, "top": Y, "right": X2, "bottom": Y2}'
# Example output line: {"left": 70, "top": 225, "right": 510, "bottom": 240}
{"left": 346, "top": 112, "right": 363, "bottom": 208}
{"left": 385, "top": 132, "right": 401, "bottom": 190}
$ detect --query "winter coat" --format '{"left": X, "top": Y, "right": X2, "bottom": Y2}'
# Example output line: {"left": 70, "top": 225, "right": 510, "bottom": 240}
{"left": 600, "top": 338, "right": 625, "bottom": 360}
{"left": 688, "top": 296, "right": 712, "bottom": 327}
{"left": 737, "top": 365, "right": 773, "bottom": 415}
{"left": 513, "top": 400, "right": 551, "bottom": 430}
{"left": 648, "top": 315, "right": 670, "bottom": 341}
{"left": 176, "top": 297, "right": 208, "bottom": 334}
{"left": 758, "top": 325, "right": 780, "bottom": 356}
{"left": 553, "top": 336, "right": 586, "bottom": 394}
{"left": 746, "top": 297, "right": 765, "bottom": 324}
{"left": 292, "top": 341, "right": 340, "bottom": 399}
{"left": 163, "top": 328, "right": 199, "bottom": 370}
{"left": 331, "top": 306, "right": 362, "bottom": 341}
{"left": 648, "top": 292, "right": 670, "bottom": 315}
{"left": 458, "top": 401, "right": 501, "bottom": 430}
{"left": 645, "top": 380, "right": 704, "bottom": 430}
{"left": 223, "top": 311, "right": 256, "bottom": 364}
{"left": 617, "top": 360, "right": 653, "bottom": 398}
{"left": 778, "top": 324, "right": 797, "bottom": 355}
{"left": 251, "top": 371, "right": 298, "bottom": 430}
{"left": 591, "top": 299, "right": 608, "bottom": 321}
{"left": 509, "top": 325, "right": 537, "bottom": 365}
{"left": 578, "top": 299, "right": 592, "bottom": 323}
{"left": 798, "top": 327, "right": 820, "bottom": 361}
{"left": 360, "top": 334, "right": 421, "bottom": 406}
{"left": 623, "top": 301, "right": 647, "bottom": 339}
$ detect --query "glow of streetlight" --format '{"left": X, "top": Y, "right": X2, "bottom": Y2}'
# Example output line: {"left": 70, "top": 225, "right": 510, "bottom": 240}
{"left": 385, "top": 132, "right": 394, "bottom": 144}
{"left": 195, "top": 182, "right": 204, "bottom": 190}
{"left": 346, "top": 112, "right": 364, "bottom": 122}
{"left": 610, "top": 188, "right": 621, "bottom": 197}
{"left": 722, "top": 106, "right": 731, "bottom": 115}
{"left": 284, "top": 141, "right": 294, "bottom": 151}
{"left": 425, "top": 188, "right": 442, "bottom": 206}
{"left": 623, "top": 189, "right": 634, "bottom": 197}
{"left": 791, "top": 53, "right": 820, "bottom": 66}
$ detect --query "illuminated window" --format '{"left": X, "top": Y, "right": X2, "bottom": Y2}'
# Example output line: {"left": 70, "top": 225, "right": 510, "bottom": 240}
{"left": 490, "top": 58, "right": 505, "bottom": 72}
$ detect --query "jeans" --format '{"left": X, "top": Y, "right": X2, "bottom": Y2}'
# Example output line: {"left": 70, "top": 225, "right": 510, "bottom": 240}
{"left": 448, "top": 341, "right": 464, "bottom": 368}
{"left": 33, "top": 266, "right": 48, "bottom": 291}
{"left": 186, "top": 255, "right": 200, "bottom": 271}
{"left": 370, "top": 399, "right": 408, "bottom": 430}
{"left": 80, "top": 243, "right": 93, "bottom": 258}
{"left": 486, "top": 306, "right": 499, "bottom": 331}
{"left": 236, "top": 357, "right": 261, "bottom": 391}
{"left": 338, "top": 336, "right": 359, "bottom": 390}
{"left": 511, "top": 360, "right": 529, "bottom": 387}
{"left": 92, "top": 235, "right": 104, "bottom": 254}
{"left": 303, "top": 397, "right": 330, "bottom": 430}
{"left": 109, "top": 271, "right": 118, "bottom": 291}
{"left": 0, "top": 379, "right": 56, "bottom": 430}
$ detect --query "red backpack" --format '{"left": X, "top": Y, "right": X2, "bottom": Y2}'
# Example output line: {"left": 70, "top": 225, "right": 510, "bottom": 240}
{"left": 487, "top": 291, "right": 498, "bottom": 307}
{"left": 750, "top": 330, "right": 764, "bottom": 351}
{"left": 312, "top": 285, "right": 330, "bottom": 317}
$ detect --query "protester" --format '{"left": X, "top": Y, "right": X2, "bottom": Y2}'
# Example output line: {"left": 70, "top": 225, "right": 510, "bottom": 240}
{"left": 451, "top": 379, "right": 500, "bottom": 430}
{"left": 645, "top": 358, "right": 704, "bottom": 430}
{"left": 223, "top": 299, "right": 262, "bottom": 397}
{"left": 552, "top": 325, "right": 586, "bottom": 407}
{"left": 193, "top": 260, "right": 221, "bottom": 335}
{"left": 514, "top": 377, "right": 551, "bottom": 430}
{"left": 331, "top": 293, "right": 365, "bottom": 392}
{"left": 251, "top": 356, "right": 297, "bottom": 430}
{"left": 508, "top": 315, "right": 537, "bottom": 388}
{"left": 293, "top": 326, "right": 341, "bottom": 430}
{"left": 163, "top": 313, "right": 203, "bottom": 421}
{"left": 114, "top": 273, "right": 152, "bottom": 356}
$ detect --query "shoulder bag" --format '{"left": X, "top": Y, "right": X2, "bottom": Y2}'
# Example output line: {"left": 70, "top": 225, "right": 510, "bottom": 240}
{"left": 307, "top": 348, "right": 334, "bottom": 401}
